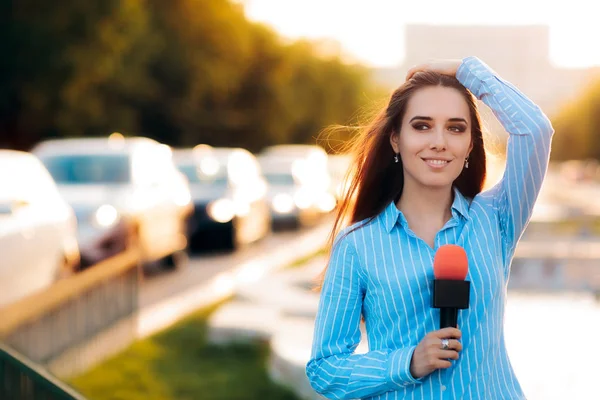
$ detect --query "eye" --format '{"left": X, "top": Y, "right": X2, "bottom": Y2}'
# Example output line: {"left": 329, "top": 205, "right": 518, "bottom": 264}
{"left": 448, "top": 125, "right": 467, "bottom": 133}
{"left": 412, "top": 123, "right": 430, "bottom": 131}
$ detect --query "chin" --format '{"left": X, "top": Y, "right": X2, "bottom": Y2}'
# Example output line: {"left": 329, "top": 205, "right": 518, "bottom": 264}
{"left": 418, "top": 176, "right": 457, "bottom": 189}
{"left": 405, "top": 168, "right": 461, "bottom": 190}
{"left": 421, "top": 182, "right": 454, "bottom": 191}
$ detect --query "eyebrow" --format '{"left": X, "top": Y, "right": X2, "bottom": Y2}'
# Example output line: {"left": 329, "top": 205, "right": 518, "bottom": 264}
{"left": 409, "top": 116, "right": 468, "bottom": 124}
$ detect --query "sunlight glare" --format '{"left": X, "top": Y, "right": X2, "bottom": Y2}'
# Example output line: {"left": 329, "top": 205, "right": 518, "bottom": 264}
{"left": 244, "top": 0, "right": 600, "bottom": 68}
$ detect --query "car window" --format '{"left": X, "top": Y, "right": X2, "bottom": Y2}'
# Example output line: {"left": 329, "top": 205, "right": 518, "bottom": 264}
{"left": 263, "top": 172, "right": 296, "bottom": 186}
{"left": 178, "top": 164, "right": 228, "bottom": 186}
{"left": 41, "top": 154, "right": 131, "bottom": 184}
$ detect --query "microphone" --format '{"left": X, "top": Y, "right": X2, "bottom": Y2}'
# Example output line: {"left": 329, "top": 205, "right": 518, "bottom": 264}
{"left": 432, "top": 245, "right": 470, "bottom": 329}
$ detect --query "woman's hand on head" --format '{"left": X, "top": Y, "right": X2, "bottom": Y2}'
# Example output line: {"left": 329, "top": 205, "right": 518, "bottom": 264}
{"left": 405, "top": 60, "right": 462, "bottom": 81}
{"left": 409, "top": 327, "right": 463, "bottom": 379}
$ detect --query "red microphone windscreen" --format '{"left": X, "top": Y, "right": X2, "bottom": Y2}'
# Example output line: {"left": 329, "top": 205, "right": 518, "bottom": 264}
{"left": 433, "top": 244, "right": 468, "bottom": 280}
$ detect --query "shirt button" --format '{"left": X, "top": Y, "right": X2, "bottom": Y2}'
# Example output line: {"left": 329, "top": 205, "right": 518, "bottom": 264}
{"left": 441, "top": 385, "right": 447, "bottom": 391}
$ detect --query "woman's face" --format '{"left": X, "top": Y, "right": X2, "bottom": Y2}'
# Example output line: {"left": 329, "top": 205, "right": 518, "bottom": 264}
{"left": 391, "top": 85, "right": 473, "bottom": 191}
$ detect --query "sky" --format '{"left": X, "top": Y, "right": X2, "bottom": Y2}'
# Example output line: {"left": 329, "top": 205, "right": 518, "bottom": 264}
{"left": 243, "top": 0, "right": 599, "bottom": 68}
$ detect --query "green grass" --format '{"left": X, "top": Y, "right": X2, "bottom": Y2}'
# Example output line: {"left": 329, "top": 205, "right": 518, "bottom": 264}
{"left": 286, "top": 246, "right": 328, "bottom": 269}
{"left": 68, "top": 305, "right": 299, "bottom": 400}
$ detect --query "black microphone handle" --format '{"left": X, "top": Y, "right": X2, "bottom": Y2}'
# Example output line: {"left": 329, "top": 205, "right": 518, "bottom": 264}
{"left": 440, "top": 307, "right": 458, "bottom": 329}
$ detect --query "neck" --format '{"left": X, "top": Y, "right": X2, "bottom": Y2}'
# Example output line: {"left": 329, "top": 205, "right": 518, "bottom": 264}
{"left": 396, "top": 183, "right": 454, "bottom": 224}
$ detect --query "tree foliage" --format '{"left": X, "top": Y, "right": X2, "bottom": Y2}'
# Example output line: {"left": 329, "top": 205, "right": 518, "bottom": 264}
{"left": 0, "top": 0, "right": 379, "bottom": 152}
{"left": 550, "top": 77, "right": 600, "bottom": 160}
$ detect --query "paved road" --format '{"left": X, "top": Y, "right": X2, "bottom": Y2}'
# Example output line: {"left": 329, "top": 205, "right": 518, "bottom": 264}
{"left": 140, "top": 223, "right": 330, "bottom": 309}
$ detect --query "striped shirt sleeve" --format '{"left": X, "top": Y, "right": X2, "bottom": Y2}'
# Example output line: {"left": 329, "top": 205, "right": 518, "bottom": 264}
{"left": 306, "top": 233, "right": 422, "bottom": 399}
{"left": 456, "top": 56, "right": 554, "bottom": 262}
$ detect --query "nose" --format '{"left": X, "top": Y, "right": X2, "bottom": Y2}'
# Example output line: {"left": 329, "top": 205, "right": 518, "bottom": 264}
{"left": 429, "top": 128, "right": 447, "bottom": 151}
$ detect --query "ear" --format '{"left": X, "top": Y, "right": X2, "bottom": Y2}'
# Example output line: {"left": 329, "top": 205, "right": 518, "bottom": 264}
{"left": 467, "top": 141, "right": 473, "bottom": 157}
{"left": 389, "top": 130, "right": 399, "bottom": 153}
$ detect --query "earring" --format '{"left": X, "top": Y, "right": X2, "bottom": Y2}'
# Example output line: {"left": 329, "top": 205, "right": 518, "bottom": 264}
{"left": 465, "top": 157, "right": 469, "bottom": 169}
{"left": 394, "top": 153, "right": 399, "bottom": 163}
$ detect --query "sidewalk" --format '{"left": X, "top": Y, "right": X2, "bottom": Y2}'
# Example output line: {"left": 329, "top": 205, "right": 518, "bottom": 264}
{"left": 207, "top": 256, "right": 331, "bottom": 399}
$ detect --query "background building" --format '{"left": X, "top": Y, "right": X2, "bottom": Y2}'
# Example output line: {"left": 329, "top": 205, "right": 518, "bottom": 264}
{"left": 374, "top": 24, "right": 600, "bottom": 139}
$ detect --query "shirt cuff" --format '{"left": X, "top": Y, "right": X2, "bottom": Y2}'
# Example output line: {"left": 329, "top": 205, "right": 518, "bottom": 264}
{"left": 387, "top": 346, "right": 423, "bottom": 388}
{"left": 456, "top": 56, "right": 497, "bottom": 99}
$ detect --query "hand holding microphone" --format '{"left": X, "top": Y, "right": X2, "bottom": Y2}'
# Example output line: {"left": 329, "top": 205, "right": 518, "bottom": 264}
{"left": 410, "top": 327, "right": 463, "bottom": 379}
{"left": 409, "top": 245, "right": 470, "bottom": 379}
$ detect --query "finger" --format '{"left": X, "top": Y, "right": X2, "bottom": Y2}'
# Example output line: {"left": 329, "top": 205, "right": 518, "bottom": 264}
{"left": 439, "top": 350, "right": 459, "bottom": 360}
{"left": 438, "top": 338, "right": 462, "bottom": 352}
{"left": 449, "top": 339, "right": 463, "bottom": 352}
{"left": 432, "top": 327, "right": 462, "bottom": 339}
{"left": 405, "top": 65, "right": 424, "bottom": 80}
{"left": 433, "top": 359, "right": 453, "bottom": 370}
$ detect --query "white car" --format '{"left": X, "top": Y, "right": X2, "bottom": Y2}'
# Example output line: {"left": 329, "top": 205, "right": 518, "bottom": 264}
{"left": 0, "top": 150, "right": 80, "bottom": 307}
{"left": 33, "top": 136, "right": 193, "bottom": 270}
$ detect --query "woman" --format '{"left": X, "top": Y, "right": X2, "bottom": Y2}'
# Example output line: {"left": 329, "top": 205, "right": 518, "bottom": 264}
{"left": 306, "top": 57, "right": 553, "bottom": 399}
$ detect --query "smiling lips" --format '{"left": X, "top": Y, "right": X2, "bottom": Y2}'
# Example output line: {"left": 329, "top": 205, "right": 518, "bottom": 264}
{"left": 422, "top": 158, "right": 451, "bottom": 169}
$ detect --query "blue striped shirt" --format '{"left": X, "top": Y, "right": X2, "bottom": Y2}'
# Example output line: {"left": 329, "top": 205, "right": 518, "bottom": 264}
{"left": 306, "top": 57, "right": 554, "bottom": 400}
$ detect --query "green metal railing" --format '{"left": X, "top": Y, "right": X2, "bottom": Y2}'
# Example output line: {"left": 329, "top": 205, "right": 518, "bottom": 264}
{"left": 0, "top": 342, "right": 86, "bottom": 400}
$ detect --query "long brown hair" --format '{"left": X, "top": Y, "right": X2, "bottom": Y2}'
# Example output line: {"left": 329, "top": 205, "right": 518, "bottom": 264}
{"left": 318, "top": 71, "right": 486, "bottom": 288}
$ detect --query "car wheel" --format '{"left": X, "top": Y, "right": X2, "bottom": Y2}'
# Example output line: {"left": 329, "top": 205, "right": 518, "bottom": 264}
{"left": 162, "top": 249, "right": 189, "bottom": 271}
{"left": 54, "top": 254, "right": 73, "bottom": 280}
{"left": 223, "top": 219, "right": 242, "bottom": 251}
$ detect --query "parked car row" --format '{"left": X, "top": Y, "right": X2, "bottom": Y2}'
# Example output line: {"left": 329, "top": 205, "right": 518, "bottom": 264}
{"left": 0, "top": 137, "right": 344, "bottom": 307}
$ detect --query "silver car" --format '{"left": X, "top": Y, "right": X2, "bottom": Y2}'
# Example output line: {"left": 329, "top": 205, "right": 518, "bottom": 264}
{"left": 33, "top": 136, "right": 193, "bottom": 270}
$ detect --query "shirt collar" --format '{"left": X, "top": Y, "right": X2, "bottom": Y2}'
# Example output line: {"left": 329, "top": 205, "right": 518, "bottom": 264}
{"left": 451, "top": 186, "right": 471, "bottom": 222}
{"left": 381, "top": 187, "right": 471, "bottom": 233}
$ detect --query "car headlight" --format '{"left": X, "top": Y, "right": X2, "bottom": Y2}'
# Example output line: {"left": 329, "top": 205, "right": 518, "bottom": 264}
{"left": 293, "top": 190, "right": 313, "bottom": 210}
{"left": 207, "top": 198, "right": 235, "bottom": 223}
{"left": 93, "top": 204, "right": 120, "bottom": 228}
{"left": 272, "top": 193, "right": 295, "bottom": 214}
{"left": 317, "top": 193, "right": 337, "bottom": 213}
{"left": 174, "top": 189, "right": 192, "bottom": 207}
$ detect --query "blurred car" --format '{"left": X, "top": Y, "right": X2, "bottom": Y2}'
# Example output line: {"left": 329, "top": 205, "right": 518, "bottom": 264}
{"left": 258, "top": 154, "right": 336, "bottom": 229}
{"left": 33, "top": 136, "right": 192, "bottom": 270}
{"left": 173, "top": 145, "right": 271, "bottom": 251}
{"left": 259, "top": 144, "right": 334, "bottom": 197}
{"left": 260, "top": 144, "right": 328, "bottom": 161}
{"left": 0, "top": 150, "right": 80, "bottom": 307}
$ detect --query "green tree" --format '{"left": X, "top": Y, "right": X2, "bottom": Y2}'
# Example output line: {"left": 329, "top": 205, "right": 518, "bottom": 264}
{"left": 0, "top": 0, "right": 155, "bottom": 150}
{"left": 551, "top": 77, "right": 600, "bottom": 160}
{"left": 1, "top": 0, "right": 381, "bottom": 152}
{"left": 139, "top": 0, "right": 256, "bottom": 146}
{"left": 139, "top": 0, "right": 376, "bottom": 152}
